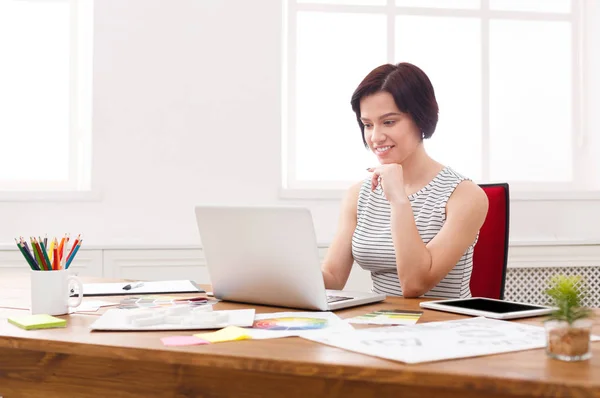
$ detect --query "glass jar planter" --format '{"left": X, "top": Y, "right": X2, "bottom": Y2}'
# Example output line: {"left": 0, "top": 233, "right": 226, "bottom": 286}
{"left": 545, "top": 319, "right": 593, "bottom": 361}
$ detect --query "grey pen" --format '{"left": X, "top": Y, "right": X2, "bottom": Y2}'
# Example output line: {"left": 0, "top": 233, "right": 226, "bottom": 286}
{"left": 122, "top": 282, "right": 144, "bottom": 291}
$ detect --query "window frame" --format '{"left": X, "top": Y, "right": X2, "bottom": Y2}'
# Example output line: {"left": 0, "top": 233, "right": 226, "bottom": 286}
{"left": 281, "top": 0, "right": 589, "bottom": 201}
{"left": 0, "top": 0, "right": 95, "bottom": 201}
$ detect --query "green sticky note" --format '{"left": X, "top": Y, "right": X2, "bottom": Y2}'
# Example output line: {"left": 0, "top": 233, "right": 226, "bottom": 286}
{"left": 8, "top": 314, "right": 67, "bottom": 330}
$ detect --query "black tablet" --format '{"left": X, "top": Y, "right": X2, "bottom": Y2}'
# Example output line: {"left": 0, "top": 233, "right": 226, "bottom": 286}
{"left": 419, "top": 297, "right": 554, "bottom": 320}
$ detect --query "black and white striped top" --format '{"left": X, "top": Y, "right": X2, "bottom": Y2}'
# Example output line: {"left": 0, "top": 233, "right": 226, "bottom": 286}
{"left": 351, "top": 166, "right": 475, "bottom": 298}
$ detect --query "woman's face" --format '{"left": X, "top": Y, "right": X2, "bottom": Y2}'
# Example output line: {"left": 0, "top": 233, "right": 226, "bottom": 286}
{"left": 360, "top": 91, "right": 422, "bottom": 165}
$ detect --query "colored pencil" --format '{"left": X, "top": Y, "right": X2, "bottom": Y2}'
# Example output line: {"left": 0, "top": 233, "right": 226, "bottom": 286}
{"left": 29, "top": 238, "right": 41, "bottom": 270}
{"left": 17, "top": 234, "right": 82, "bottom": 271}
{"left": 24, "top": 239, "right": 41, "bottom": 270}
{"left": 40, "top": 238, "right": 54, "bottom": 270}
{"left": 15, "top": 239, "right": 37, "bottom": 270}
{"left": 49, "top": 238, "right": 55, "bottom": 263}
{"left": 53, "top": 246, "right": 59, "bottom": 270}
{"left": 31, "top": 238, "right": 47, "bottom": 271}
{"left": 58, "top": 234, "right": 66, "bottom": 261}
{"left": 65, "top": 234, "right": 81, "bottom": 264}
{"left": 38, "top": 238, "right": 50, "bottom": 270}
{"left": 65, "top": 240, "right": 82, "bottom": 269}
{"left": 20, "top": 238, "right": 36, "bottom": 266}
{"left": 24, "top": 242, "right": 41, "bottom": 270}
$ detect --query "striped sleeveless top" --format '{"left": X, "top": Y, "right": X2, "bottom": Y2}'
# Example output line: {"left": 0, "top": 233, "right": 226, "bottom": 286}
{"left": 351, "top": 166, "right": 475, "bottom": 298}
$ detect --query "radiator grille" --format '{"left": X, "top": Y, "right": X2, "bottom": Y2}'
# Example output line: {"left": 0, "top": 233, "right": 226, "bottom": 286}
{"left": 504, "top": 266, "right": 600, "bottom": 308}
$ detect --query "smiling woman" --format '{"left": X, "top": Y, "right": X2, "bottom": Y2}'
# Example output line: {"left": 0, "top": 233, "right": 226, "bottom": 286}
{"left": 321, "top": 62, "right": 489, "bottom": 299}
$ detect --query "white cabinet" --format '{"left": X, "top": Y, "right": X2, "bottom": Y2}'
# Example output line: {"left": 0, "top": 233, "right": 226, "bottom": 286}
{"left": 103, "top": 249, "right": 211, "bottom": 284}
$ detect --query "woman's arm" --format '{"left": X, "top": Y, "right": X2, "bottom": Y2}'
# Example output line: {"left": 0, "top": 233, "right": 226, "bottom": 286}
{"left": 391, "top": 180, "right": 489, "bottom": 297}
{"left": 321, "top": 182, "right": 362, "bottom": 290}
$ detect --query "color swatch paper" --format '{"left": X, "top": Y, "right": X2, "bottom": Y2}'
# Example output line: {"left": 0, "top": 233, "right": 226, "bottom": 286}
{"left": 253, "top": 316, "right": 328, "bottom": 331}
{"left": 245, "top": 311, "right": 354, "bottom": 339}
{"left": 194, "top": 326, "right": 251, "bottom": 343}
{"left": 160, "top": 336, "right": 209, "bottom": 346}
{"left": 347, "top": 309, "right": 423, "bottom": 326}
{"left": 8, "top": 314, "right": 67, "bottom": 330}
{"left": 117, "top": 296, "right": 216, "bottom": 310}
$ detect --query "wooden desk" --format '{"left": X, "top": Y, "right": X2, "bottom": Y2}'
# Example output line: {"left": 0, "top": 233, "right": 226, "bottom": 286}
{"left": 0, "top": 275, "right": 599, "bottom": 398}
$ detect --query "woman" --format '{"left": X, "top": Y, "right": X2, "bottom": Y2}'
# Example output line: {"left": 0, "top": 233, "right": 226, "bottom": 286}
{"left": 322, "top": 62, "right": 489, "bottom": 298}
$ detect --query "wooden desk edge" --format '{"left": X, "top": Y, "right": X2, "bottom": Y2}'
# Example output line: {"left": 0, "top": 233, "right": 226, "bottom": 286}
{"left": 1, "top": 334, "right": 597, "bottom": 398}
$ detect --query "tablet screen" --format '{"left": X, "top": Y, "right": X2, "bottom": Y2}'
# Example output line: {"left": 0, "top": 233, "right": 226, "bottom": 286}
{"left": 438, "top": 298, "right": 547, "bottom": 313}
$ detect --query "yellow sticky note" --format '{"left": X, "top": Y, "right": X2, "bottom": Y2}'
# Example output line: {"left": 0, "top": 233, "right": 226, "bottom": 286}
{"left": 194, "top": 326, "right": 250, "bottom": 343}
{"left": 8, "top": 314, "right": 67, "bottom": 330}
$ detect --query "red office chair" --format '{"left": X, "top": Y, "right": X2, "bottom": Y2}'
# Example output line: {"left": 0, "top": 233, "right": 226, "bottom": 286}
{"left": 470, "top": 183, "right": 510, "bottom": 299}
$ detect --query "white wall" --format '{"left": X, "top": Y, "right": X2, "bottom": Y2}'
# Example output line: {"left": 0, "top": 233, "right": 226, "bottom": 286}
{"left": 2, "top": 0, "right": 600, "bottom": 250}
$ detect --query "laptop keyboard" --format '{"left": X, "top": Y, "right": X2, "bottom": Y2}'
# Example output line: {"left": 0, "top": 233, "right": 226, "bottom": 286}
{"left": 327, "top": 295, "right": 353, "bottom": 304}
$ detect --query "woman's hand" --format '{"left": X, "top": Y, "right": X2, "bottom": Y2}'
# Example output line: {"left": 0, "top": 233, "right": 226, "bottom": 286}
{"left": 367, "top": 164, "right": 409, "bottom": 205}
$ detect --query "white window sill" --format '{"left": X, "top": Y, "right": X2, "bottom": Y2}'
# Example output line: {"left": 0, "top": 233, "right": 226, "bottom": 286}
{"left": 279, "top": 188, "right": 600, "bottom": 202}
{"left": 0, "top": 190, "right": 102, "bottom": 202}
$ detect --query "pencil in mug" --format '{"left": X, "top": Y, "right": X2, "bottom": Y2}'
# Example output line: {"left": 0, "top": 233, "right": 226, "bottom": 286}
{"left": 37, "top": 237, "right": 51, "bottom": 270}
{"left": 59, "top": 234, "right": 70, "bottom": 269}
{"left": 65, "top": 234, "right": 80, "bottom": 262}
{"left": 21, "top": 237, "right": 39, "bottom": 269}
{"left": 30, "top": 237, "right": 48, "bottom": 271}
{"left": 48, "top": 238, "right": 55, "bottom": 264}
{"left": 47, "top": 237, "right": 56, "bottom": 270}
{"left": 58, "top": 234, "right": 67, "bottom": 261}
{"left": 29, "top": 238, "right": 44, "bottom": 270}
{"left": 15, "top": 238, "right": 39, "bottom": 270}
{"left": 36, "top": 237, "right": 51, "bottom": 271}
{"left": 53, "top": 245, "right": 60, "bottom": 270}
{"left": 65, "top": 239, "right": 82, "bottom": 269}
{"left": 53, "top": 237, "right": 60, "bottom": 269}
{"left": 50, "top": 237, "right": 57, "bottom": 270}
{"left": 38, "top": 237, "right": 53, "bottom": 271}
{"left": 15, "top": 238, "right": 33, "bottom": 270}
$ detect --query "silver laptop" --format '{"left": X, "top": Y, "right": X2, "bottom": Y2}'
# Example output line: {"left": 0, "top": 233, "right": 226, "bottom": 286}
{"left": 194, "top": 205, "right": 385, "bottom": 311}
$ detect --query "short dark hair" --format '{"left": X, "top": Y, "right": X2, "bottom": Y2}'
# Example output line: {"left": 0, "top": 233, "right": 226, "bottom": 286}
{"left": 350, "top": 62, "right": 439, "bottom": 147}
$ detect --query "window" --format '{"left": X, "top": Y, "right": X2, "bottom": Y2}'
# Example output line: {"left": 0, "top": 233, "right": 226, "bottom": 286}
{"left": 0, "top": 0, "right": 93, "bottom": 194}
{"left": 283, "top": 0, "right": 587, "bottom": 196}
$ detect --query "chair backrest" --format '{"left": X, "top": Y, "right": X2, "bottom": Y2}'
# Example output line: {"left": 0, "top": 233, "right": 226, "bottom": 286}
{"left": 470, "top": 183, "right": 510, "bottom": 299}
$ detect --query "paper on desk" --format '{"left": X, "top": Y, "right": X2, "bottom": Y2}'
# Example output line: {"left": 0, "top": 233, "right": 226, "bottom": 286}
{"left": 70, "top": 300, "right": 119, "bottom": 313}
{"left": 346, "top": 309, "right": 423, "bottom": 326}
{"left": 75, "top": 280, "right": 204, "bottom": 297}
{"left": 302, "top": 317, "right": 600, "bottom": 364}
{"left": 89, "top": 308, "right": 255, "bottom": 331}
{"left": 244, "top": 311, "right": 354, "bottom": 339}
{"left": 194, "top": 326, "right": 251, "bottom": 343}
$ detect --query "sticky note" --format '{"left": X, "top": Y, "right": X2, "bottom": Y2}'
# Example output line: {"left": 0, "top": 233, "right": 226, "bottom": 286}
{"left": 160, "top": 336, "right": 210, "bottom": 347}
{"left": 8, "top": 314, "right": 67, "bottom": 330}
{"left": 347, "top": 309, "right": 423, "bottom": 326}
{"left": 194, "top": 326, "right": 250, "bottom": 343}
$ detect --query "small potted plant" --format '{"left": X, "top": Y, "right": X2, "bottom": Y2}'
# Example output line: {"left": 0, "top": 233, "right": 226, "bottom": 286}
{"left": 544, "top": 275, "right": 593, "bottom": 361}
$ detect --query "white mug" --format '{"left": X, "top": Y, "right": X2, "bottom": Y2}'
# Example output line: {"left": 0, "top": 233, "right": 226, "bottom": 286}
{"left": 30, "top": 269, "right": 84, "bottom": 315}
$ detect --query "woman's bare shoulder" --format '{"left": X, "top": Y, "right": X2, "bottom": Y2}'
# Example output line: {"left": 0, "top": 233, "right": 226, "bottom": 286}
{"left": 449, "top": 180, "right": 489, "bottom": 216}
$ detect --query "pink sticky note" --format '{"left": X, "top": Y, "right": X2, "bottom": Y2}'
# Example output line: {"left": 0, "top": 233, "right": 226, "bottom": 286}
{"left": 160, "top": 336, "right": 210, "bottom": 347}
